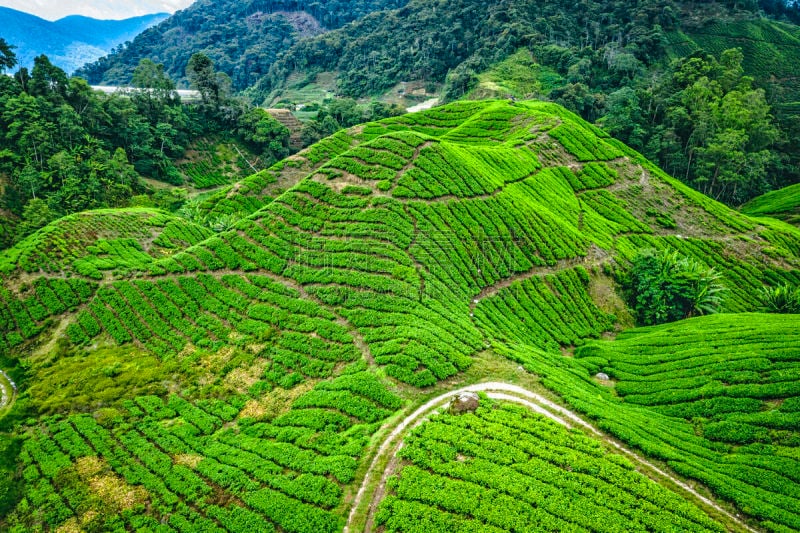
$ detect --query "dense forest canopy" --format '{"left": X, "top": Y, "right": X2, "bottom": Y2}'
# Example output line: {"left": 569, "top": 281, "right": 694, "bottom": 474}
{"left": 75, "top": 0, "right": 407, "bottom": 91}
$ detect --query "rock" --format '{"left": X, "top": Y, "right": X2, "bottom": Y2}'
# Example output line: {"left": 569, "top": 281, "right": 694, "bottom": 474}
{"left": 449, "top": 392, "right": 480, "bottom": 415}
{"left": 595, "top": 372, "right": 610, "bottom": 380}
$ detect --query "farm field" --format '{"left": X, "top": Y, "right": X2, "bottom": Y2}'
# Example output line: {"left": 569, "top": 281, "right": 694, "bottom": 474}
{"left": 666, "top": 18, "right": 800, "bottom": 105}
{"left": 378, "top": 398, "right": 726, "bottom": 533}
{"left": 0, "top": 100, "right": 799, "bottom": 532}
{"left": 742, "top": 182, "right": 800, "bottom": 226}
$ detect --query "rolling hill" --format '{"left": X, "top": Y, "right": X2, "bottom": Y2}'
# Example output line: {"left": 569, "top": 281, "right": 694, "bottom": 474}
{"left": 0, "top": 100, "right": 799, "bottom": 532}
{"left": 0, "top": 7, "right": 168, "bottom": 74}
{"left": 742, "top": 182, "right": 800, "bottom": 225}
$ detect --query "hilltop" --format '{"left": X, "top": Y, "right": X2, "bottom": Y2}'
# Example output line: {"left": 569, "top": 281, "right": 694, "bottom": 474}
{"left": 0, "top": 101, "right": 798, "bottom": 531}
{"left": 0, "top": 7, "right": 168, "bottom": 74}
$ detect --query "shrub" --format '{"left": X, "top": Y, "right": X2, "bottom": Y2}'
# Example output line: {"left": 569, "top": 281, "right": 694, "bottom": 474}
{"left": 626, "top": 249, "right": 726, "bottom": 325}
{"left": 759, "top": 284, "right": 800, "bottom": 314}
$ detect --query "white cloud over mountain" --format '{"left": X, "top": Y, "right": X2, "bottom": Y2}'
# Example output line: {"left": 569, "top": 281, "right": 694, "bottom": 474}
{"left": 0, "top": 0, "right": 192, "bottom": 21}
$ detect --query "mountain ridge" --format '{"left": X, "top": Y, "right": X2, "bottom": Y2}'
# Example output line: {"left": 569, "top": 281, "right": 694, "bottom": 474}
{"left": 75, "top": 0, "right": 407, "bottom": 90}
{"left": 0, "top": 7, "right": 168, "bottom": 74}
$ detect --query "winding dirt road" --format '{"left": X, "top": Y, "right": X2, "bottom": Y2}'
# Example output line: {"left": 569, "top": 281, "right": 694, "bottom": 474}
{"left": 344, "top": 381, "right": 758, "bottom": 533}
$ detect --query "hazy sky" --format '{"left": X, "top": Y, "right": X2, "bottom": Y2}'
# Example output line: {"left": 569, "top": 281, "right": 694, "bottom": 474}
{"left": 0, "top": 0, "right": 194, "bottom": 20}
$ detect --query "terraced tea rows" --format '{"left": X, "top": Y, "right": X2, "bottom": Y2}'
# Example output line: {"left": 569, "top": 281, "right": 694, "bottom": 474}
{"left": 742, "top": 182, "right": 800, "bottom": 225}
{"left": 1, "top": 100, "right": 799, "bottom": 532}
{"left": 378, "top": 399, "right": 724, "bottom": 533}
{"left": 0, "top": 209, "right": 212, "bottom": 277}
{"left": 14, "top": 370, "right": 399, "bottom": 532}
{"left": 491, "top": 314, "right": 800, "bottom": 531}
{"left": 474, "top": 267, "right": 615, "bottom": 352}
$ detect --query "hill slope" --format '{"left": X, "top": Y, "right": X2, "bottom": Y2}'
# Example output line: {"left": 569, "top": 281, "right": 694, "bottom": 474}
{"left": 0, "top": 7, "right": 168, "bottom": 74}
{"left": 260, "top": 0, "right": 800, "bottom": 105}
{"left": 0, "top": 101, "right": 798, "bottom": 531}
{"left": 742, "top": 182, "right": 800, "bottom": 225}
{"left": 75, "top": 0, "right": 407, "bottom": 91}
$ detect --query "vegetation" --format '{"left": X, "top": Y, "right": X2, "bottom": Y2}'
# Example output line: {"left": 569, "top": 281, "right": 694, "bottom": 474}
{"left": 626, "top": 249, "right": 726, "bottom": 325}
{"left": 378, "top": 398, "right": 724, "bottom": 532}
{"left": 0, "top": 46, "right": 290, "bottom": 247}
{"left": 254, "top": 0, "right": 800, "bottom": 206}
{"left": 0, "top": 101, "right": 798, "bottom": 531}
{"left": 63, "top": 0, "right": 800, "bottom": 208}
{"left": 76, "top": 0, "right": 408, "bottom": 91}
{"left": 741, "top": 182, "right": 800, "bottom": 225}
{"left": 569, "top": 314, "right": 800, "bottom": 531}
{"left": 759, "top": 283, "right": 800, "bottom": 313}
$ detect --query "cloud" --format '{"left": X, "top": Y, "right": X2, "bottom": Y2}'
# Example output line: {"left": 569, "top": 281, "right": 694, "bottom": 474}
{"left": 0, "top": 0, "right": 193, "bottom": 21}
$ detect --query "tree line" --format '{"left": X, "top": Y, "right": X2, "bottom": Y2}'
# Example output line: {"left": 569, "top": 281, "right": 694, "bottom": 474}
{"left": 259, "top": 0, "right": 797, "bottom": 206}
{"left": 0, "top": 41, "right": 290, "bottom": 248}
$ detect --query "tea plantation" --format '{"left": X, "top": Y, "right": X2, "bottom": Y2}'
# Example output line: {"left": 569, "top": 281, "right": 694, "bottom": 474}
{"left": 378, "top": 399, "right": 724, "bottom": 532}
{"left": 742, "top": 183, "right": 800, "bottom": 226}
{"left": 0, "top": 100, "right": 798, "bottom": 532}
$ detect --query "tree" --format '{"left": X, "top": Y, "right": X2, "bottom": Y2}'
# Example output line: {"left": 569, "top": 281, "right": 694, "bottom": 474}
{"left": 16, "top": 164, "right": 44, "bottom": 201}
{"left": 627, "top": 249, "right": 726, "bottom": 325}
{"left": 2, "top": 93, "right": 55, "bottom": 170}
{"left": 29, "top": 55, "right": 69, "bottom": 101}
{"left": 600, "top": 87, "right": 647, "bottom": 151}
{"left": 236, "top": 108, "right": 290, "bottom": 162}
{"left": 14, "top": 198, "right": 55, "bottom": 241}
{"left": 132, "top": 59, "right": 179, "bottom": 123}
{"left": 0, "top": 38, "right": 17, "bottom": 74}
{"left": 187, "top": 53, "right": 228, "bottom": 118}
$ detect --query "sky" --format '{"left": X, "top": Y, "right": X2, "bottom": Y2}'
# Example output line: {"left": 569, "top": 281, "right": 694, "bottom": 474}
{"left": 0, "top": 0, "right": 194, "bottom": 21}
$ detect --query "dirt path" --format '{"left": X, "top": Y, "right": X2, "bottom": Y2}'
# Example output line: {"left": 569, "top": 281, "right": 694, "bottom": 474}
{"left": 406, "top": 98, "right": 439, "bottom": 113}
{"left": 0, "top": 369, "right": 17, "bottom": 411}
{"left": 469, "top": 244, "right": 609, "bottom": 311}
{"left": 345, "top": 381, "right": 758, "bottom": 533}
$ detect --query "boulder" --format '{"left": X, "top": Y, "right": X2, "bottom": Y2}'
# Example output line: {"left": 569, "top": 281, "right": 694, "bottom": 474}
{"left": 595, "top": 372, "right": 610, "bottom": 380}
{"left": 449, "top": 392, "right": 480, "bottom": 415}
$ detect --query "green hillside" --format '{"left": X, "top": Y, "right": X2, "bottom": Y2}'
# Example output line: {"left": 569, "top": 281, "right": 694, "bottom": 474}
{"left": 666, "top": 18, "right": 800, "bottom": 103}
{"left": 76, "top": 0, "right": 407, "bottom": 91}
{"left": 742, "top": 182, "right": 800, "bottom": 225}
{"left": 568, "top": 313, "right": 800, "bottom": 531}
{"left": 0, "top": 101, "right": 799, "bottom": 532}
{"left": 379, "top": 399, "right": 726, "bottom": 532}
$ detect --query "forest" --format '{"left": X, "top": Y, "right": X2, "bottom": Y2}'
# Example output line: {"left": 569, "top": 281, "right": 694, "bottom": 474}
{"left": 0, "top": 43, "right": 291, "bottom": 248}
{"left": 75, "top": 0, "right": 408, "bottom": 91}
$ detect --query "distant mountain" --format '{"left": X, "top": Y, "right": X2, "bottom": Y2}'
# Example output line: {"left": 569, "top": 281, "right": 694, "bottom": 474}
{"left": 0, "top": 7, "right": 169, "bottom": 74}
